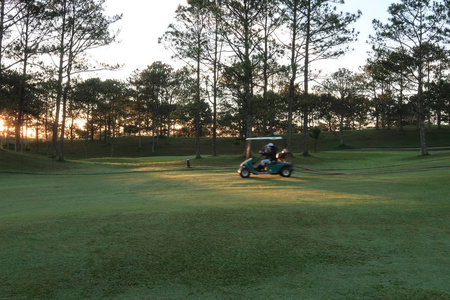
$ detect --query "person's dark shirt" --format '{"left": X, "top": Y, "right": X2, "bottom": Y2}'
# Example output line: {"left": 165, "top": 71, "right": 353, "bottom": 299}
{"left": 263, "top": 146, "right": 277, "bottom": 160}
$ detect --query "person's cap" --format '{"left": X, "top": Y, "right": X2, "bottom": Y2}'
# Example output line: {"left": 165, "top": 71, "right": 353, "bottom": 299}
{"left": 268, "top": 143, "right": 274, "bottom": 146}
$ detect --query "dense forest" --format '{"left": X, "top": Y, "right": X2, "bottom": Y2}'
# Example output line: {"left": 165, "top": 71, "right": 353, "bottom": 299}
{"left": 1, "top": 0, "right": 449, "bottom": 159}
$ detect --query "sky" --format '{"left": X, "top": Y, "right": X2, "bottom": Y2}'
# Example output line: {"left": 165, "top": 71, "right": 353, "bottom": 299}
{"left": 89, "top": 0, "right": 399, "bottom": 81}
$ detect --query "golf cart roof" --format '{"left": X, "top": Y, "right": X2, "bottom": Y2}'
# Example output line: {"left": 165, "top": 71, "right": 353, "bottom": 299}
{"left": 246, "top": 137, "right": 282, "bottom": 141}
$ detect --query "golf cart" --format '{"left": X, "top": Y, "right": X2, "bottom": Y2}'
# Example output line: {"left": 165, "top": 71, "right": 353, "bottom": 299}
{"left": 238, "top": 137, "right": 294, "bottom": 178}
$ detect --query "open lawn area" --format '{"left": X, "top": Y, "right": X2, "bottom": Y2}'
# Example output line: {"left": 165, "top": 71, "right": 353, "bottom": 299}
{"left": 1, "top": 150, "right": 449, "bottom": 299}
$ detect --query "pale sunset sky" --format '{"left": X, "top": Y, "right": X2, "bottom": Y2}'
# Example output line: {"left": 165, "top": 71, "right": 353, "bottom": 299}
{"left": 90, "top": 0, "right": 399, "bottom": 80}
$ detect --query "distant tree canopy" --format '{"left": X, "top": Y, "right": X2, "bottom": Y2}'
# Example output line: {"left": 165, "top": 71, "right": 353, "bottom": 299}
{"left": 370, "top": 0, "right": 450, "bottom": 155}
{"left": 1, "top": 0, "right": 449, "bottom": 158}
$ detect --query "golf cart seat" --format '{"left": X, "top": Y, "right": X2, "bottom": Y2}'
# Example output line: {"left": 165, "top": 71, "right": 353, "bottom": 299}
{"left": 276, "top": 149, "right": 289, "bottom": 162}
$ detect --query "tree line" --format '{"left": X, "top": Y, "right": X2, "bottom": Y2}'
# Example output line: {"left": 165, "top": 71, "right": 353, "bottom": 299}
{"left": 1, "top": 0, "right": 449, "bottom": 160}
{"left": 0, "top": 0, "right": 121, "bottom": 160}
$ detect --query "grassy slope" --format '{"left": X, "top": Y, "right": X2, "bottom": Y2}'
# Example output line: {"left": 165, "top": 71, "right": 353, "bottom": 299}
{"left": 16, "top": 126, "right": 450, "bottom": 159}
{"left": 1, "top": 131, "right": 450, "bottom": 299}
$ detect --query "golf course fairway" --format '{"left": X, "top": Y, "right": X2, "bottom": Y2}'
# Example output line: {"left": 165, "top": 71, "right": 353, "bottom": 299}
{"left": 1, "top": 150, "right": 449, "bottom": 299}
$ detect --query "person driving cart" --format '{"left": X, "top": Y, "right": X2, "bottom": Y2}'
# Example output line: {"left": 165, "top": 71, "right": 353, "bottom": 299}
{"left": 258, "top": 143, "right": 278, "bottom": 171}
{"left": 238, "top": 137, "right": 293, "bottom": 178}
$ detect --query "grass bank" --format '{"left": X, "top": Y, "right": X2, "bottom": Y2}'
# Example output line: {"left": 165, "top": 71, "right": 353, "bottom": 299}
{"left": 11, "top": 126, "right": 450, "bottom": 159}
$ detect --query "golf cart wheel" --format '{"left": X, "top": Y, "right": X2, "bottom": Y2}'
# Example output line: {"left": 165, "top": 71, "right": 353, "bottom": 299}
{"left": 240, "top": 168, "right": 251, "bottom": 178}
{"left": 279, "top": 167, "right": 292, "bottom": 177}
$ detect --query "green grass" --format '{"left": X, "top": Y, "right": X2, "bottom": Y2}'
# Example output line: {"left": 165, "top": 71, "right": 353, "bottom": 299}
{"left": 1, "top": 149, "right": 449, "bottom": 299}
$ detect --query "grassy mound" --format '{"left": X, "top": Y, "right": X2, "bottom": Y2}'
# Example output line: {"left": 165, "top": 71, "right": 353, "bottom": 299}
{"left": 0, "top": 149, "right": 75, "bottom": 173}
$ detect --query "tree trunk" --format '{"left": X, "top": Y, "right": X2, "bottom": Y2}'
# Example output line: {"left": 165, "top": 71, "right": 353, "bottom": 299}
{"left": 6, "top": 124, "right": 10, "bottom": 150}
{"left": 437, "top": 111, "right": 441, "bottom": 129}
{"left": 85, "top": 106, "right": 90, "bottom": 159}
{"left": 286, "top": 4, "right": 299, "bottom": 154}
{"left": 245, "top": 100, "right": 252, "bottom": 159}
{"left": 244, "top": 60, "right": 253, "bottom": 158}
{"left": 90, "top": 117, "right": 95, "bottom": 141}
{"left": 339, "top": 114, "right": 344, "bottom": 146}
{"left": 51, "top": 2, "right": 67, "bottom": 159}
{"left": 35, "top": 125, "right": 39, "bottom": 154}
{"left": 70, "top": 117, "right": 74, "bottom": 153}
{"left": 15, "top": 9, "right": 32, "bottom": 153}
{"left": 417, "top": 54, "right": 428, "bottom": 155}
{"left": 84, "top": 128, "right": 89, "bottom": 159}
{"left": 211, "top": 9, "right": 220, "bottom": 157}
{"left": 287, "top": 53, "right": 296, "bottom": 153}
{"left": 0, "top": 0, "right": 5, "bottom": 79}
{"left": 262, "top": 1, "right": 269, "bottom": 138}
{"left": 14, "top": 111, "right": 23, "bottom": 152}
{"left": 152, "top": 127, "right": 155, "bottom": 154}
{"left": 398, "top": 78, "right": 404, "bottom": 132}
{"left": 58, "top": 81, "right": 70, "bottom": 161}
{"left": 302, "top": 2, "right": 311, "bottom": 156}
{"left": 417, "top": 91, "right": 428, "bottom": 155}
{"left": 195, "top": 47, "right": 201, "bottom": 159}
{"left": 110, "top": 123, "right": 114, "bottom": 157}
{"left": 59, "top": 37, "right": 74, "bottom": 161}
{"left": 418, "top": 113, "right": 428, "bottom": 155}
